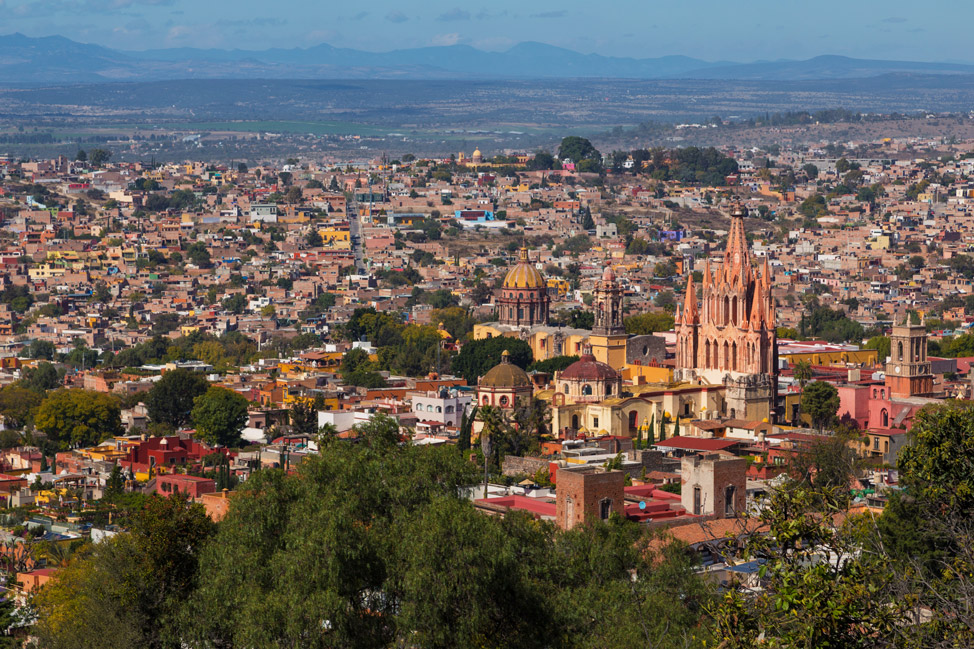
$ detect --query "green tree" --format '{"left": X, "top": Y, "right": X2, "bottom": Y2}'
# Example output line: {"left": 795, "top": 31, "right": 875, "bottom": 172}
{"left": 793, "top": 359, "right": 813, "bottom": 389}
{"left": 864, "top": 335, "right": 891, "bottom": 361}
{"left": 451, "top": 337, "right": 533, "bottom": 385}
{"left": 145, "top": 369, "right": 210, "bottom": 429}
{"left": 33, "top": 494, "right": 215, "bottom": 649}
{"left": 340, "top": 348, "right": 388, "bottom": 388}
{"left": 557, "top": 136, "right": 602, "bottom": 172}
{"left": 0, "top": 385, "right": 43, "bottom": 429}
{"left": 800, "top": 381, "right": 840, "bottom": 431}
{"left": 624, "top": 312, "right": 675, "bottom": 335}
{"left": 527, "top": 355, "right": 580, "bottom": 373}
{"left": 712, "top": 485, "right": 904, "bottom": 649}
{"left": 191, "top": 387, "right": 249, "bottom": 447}
{"left": 34, "top": 389, "right": 124, "bottom": 449}
{"left": 289, "top": 399, "right": 319, "bottom": 437}
{"left": 88, "top": 148, "right": 111, "bottom": 167}
{"left": 27, "top": 339, "right": 56, "bottom": 360}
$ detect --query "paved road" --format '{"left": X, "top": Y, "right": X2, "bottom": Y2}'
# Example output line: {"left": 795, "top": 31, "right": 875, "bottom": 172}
{"left": 349, "top": 203, "right": 365, "bottom": 274}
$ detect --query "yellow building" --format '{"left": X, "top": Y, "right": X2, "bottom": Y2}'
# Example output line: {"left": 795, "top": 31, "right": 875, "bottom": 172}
{"left": 318, "top": 227, "right": 351, "bottom": 249}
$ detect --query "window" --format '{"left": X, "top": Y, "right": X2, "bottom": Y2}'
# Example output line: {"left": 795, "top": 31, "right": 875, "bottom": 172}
{"left": 582, "top": 384, "right": 593, "bottom": 396}
{"left": 483, "top": 396, "right": 490, "bottom": 405}
{"left": 445, "top": 406, "right": 454, "bottom": 414}
{"left": 435, "top": 406, "right": 442, "bottom": 413}
{"left": 724, "top": 485, "right": 736, "bottom": 517}
{"left": 599, "top": 498, "right": 612, "bottom": 520}
{"left": 873, "top": 436, "right": 880, "bottom": 450}
{"left": 571, "top": 414, "right": 579, "bottom": 429}
{"left": 563, "top": 384, "right": 569, "bottom": 394}
{"left": 881, "top": 409, "right": 889, "bottom": 427}
{"left": 593, "top": 417, "right": 599, "bottom": 429}
{"left": 693, "top": 487, "right": 702, "bottom": 515}
{"left": 884, "top": 441, "right": 889, "bottom": 453}
{"left": 628, "top": 411, "right": 638, "bottom": 432}
{"left": 499, "top": 395, "right": 509, "bottom": 406}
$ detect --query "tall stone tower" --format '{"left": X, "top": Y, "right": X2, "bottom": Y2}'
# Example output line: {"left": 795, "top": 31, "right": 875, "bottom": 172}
{"left": 674, "top": 205, "right": 777, "bottom": 421}
{"left": 885, "top": 316, "right": 933, "bottom": 398}
{"left": 589, "top": 265, "right": 628, "bottom": 369}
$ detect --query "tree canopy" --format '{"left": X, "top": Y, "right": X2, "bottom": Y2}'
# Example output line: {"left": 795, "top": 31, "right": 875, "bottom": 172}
{"left": 190, "top": 387, "right": 249, "bottom": 447}
{"left": 452, "top": 337, "right": 532, "bottom": 385}
{"left": 145, "top": 369, "right": 210, "bottom": 430}
{"left": 34, "top": 389, "right": 124, "bottom": 449}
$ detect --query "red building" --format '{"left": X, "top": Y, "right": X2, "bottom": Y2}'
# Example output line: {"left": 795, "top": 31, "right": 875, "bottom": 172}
{"left": 155, "top": 474, "right": 216, "bottom": 498}
{"left": 120, "top": 436, "right": 214, "bottom": 474}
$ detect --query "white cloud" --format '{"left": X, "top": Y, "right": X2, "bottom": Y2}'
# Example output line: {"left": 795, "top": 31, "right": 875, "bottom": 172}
{"left": 431, "top": 32, "right": 461, "bottom": 46}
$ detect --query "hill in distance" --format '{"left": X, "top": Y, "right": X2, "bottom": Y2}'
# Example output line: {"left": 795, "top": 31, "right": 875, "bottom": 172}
{"left": 2, "top": 33, "right": 974, "bottom": 84}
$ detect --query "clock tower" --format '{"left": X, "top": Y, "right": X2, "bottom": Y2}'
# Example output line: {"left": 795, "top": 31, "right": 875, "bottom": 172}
{"left": 885, "top": 316, "right": 933, "bottom": 399}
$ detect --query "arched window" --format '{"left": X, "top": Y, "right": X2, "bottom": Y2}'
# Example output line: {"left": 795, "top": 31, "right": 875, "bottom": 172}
{"left": 897, "top": 341, "right": 904, "bottom": 360}
{"left": 415, "top": 404, "right": 421, "bottom": 411}
{"left": 705, "top": 340, "right": 711, "bottom": 368}
{"left": 606, "top": 383, "right": 613, "bottom": 395}
{"left": 499, "top": 395, "right": 509, "bottom": 407}
{"left": 435, "top": 406, "right": 442, "bottom": 413}
{"left": 880, "top": 389, "right": 886, "bottom": 399}
{"left": 628, "top": 410, "right": 638, "bottom": 432}
{"left": 427, "top": 404, "right": 433, "bottom": 412}
{"left": 732, "top": 342, "right": 738, "bottom": 372}
{"left": 881, "top": 409, "right": 889, "bottom": 427}
{"left": 582, "top": 384, "right": 593, "bottom": 396}
{"left": 872, "top": 388, "right": 877, "bottom": 398}
{"left": 572, "top": 414, "right": 579, "bottom": 429}
{"left": 732, "top": 296, "right": 738, "bottom": 324}
{"left": 723, "top": 295, "right": 730, "bottom": 325}
{"left": 723, "top": 341, "right": 730, "bottom": 369}
{"left": 445, "top": 406, "right": 453, "bottom": 413}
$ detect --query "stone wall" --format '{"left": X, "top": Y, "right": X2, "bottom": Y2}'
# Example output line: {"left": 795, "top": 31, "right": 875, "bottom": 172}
{"left": 501, "top": 455, "right": 549, "bottom": 477}
{"left": 626, "top": 335, "right": 667, "bottom": 365}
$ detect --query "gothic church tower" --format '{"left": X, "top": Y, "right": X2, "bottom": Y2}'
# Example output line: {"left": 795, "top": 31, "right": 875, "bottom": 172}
{"left": 675, "top": 206, "right": 777, "bottom": 421}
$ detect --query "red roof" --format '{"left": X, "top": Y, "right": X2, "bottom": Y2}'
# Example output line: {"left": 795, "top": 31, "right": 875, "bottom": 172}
{"left": 475, "top": 495, "right": 557, "bottom": 517}
{"left": 560, "top": 354, "right": 619, "bottom": 381}
{"left": 654, "top": 436, "right": 744, "bottom": 451}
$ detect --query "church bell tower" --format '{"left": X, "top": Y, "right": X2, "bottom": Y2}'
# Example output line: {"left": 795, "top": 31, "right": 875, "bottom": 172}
{"left": 886, "top": 316, "right": 933, "bottom": 398}
{"left": 589, "top": 265, "right": 628, "bottom": 369}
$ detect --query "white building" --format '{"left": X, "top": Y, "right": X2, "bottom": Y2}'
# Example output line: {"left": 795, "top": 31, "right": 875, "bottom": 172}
{"left": 408, "top": 388, "right": 472, "bottom": 427}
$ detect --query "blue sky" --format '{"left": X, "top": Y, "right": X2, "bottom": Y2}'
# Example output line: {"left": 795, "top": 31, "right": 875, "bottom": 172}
{"left": 0, "top": 0, "right": 958, "bottom": 61}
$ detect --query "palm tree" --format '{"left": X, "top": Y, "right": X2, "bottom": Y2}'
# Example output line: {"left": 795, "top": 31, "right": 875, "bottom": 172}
{"left": 794, "top": 360, "right": 813, "bottom": 389}
{"left": 36, "top": 540, "right": 75, "bottom": 569}
{"left": 478, "top": 405, "right": 507, "bottom": 496}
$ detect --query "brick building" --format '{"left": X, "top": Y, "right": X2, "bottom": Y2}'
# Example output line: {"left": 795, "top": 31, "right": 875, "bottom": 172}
{"left": 680, "top": 454, "right": 746, "bottom": 518}
{"left": 555, "top": 467, "right": 625, "bottom": 530}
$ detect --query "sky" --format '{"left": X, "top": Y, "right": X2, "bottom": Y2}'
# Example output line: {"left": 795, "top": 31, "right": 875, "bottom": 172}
{"left": 0, "top": 0, "right": 963, "bottom": 62}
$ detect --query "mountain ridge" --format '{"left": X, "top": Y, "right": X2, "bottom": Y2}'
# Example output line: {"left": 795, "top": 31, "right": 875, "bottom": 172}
{"left": 2, "top": 32, "right": 974, "bottom": 83}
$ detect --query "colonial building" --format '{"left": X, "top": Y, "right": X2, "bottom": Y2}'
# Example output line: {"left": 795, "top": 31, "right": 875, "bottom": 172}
{"left": 589, "top": 266, "right": 628, "bottom": 368}
{"left": 885, "top": 316, "right": 934, "bottom": 399}
{"left": 497, "top": 247, "right": 550, "bottom": 328}
{"left": 476, "top": 350, "right": 533, "bottom": 410}
{"left": 675, "top": 206, "right": 777, "bottom": 421}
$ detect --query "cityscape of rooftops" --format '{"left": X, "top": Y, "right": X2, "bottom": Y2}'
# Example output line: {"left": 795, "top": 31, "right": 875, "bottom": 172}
{"left": 0, "top": 1, "right": 973, "bottom": 647}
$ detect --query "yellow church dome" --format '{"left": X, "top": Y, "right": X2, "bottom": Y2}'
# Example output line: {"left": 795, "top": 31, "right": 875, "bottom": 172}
{"left": 502, "top": 247, "right": 546, "bottom": 289}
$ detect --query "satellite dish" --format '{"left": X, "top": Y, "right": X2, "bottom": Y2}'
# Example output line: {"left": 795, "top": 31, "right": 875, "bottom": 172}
{"left": 639, "top": 501, "right": 646, "bottom": 510}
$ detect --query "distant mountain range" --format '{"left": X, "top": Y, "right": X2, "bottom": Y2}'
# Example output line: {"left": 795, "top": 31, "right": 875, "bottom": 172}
{"left": 3, "top": 32, "right": 974, "bottom": 84}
